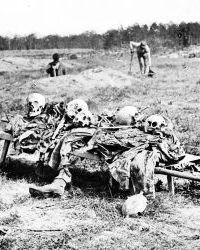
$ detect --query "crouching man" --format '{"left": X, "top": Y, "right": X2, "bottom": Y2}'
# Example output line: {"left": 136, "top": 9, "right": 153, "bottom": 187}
{"left": 46, "top": 53, "right": 66, "bottom": 77}
{"left": 130, "top": 41, "right": 153, "bottom": 75}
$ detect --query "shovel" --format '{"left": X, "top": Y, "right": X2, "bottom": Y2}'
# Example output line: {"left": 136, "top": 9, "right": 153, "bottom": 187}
{"left": 128, "top": 52, "right": 134, "bottom": 75}
{"left": 148, "top": 67, "right": 156, "bottom": 77}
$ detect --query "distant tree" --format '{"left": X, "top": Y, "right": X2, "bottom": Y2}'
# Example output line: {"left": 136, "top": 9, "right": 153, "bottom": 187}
{"left": 0, "top": 36, "right": 9, "bottom": 50}
{"left": 149, "top": 22, "right": 159, "bottom": 37}
{"left": 103, "top": 29, "right": 120, "bottom": 49}
{"left": 127, "top": 23, "right": 143, "bottom": 41}
{"left": 178, "top": 22, "right": 190, "bottom": 47}
{"left": 0, "top": 21, "right": 200, "bottom": 51}
{"left": 25, "top": 34, "right": 37, "bottom": 49}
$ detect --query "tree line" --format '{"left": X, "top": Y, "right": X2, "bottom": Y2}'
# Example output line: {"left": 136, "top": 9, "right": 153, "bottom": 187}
{"left": 0, "top": 22, "right": 200, "bottom": 51}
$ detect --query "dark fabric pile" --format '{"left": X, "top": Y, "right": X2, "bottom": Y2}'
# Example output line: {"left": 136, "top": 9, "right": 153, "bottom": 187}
{"left": 48, "top": 125, "right": 185, "bottom": 194}
{"left": 82, "top": 127, "right": 185, "bottom": 193}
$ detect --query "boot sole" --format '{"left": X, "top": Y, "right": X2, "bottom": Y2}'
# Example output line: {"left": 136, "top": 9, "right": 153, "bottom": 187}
{"left": 29, "top": 188, "right": 61, "bottom": 198}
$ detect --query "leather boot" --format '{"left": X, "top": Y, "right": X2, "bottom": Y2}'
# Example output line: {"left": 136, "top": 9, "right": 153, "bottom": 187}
{"left": 29, "top": 178, "right": 67, "bottom": 198}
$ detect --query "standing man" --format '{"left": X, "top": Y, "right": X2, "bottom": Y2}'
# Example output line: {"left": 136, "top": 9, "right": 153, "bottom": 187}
{"left": 46, "top": 53, "right": 66, "bottom": 77}
{"left": 130, "top": 41, "right": 152, "bottom": 75}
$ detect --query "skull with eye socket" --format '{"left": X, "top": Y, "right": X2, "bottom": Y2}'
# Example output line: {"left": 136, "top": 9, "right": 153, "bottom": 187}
{"left": 145, "top": 114, "right": 167, "bottom": 134}
{"left": 65, "top": 99, "right": 88, "bottom": 120}
{"left": 26, "top": 93, "right": 45, "bottom": 118}
{"left": 73, "top": 110, "right": 95, "bottom": 127}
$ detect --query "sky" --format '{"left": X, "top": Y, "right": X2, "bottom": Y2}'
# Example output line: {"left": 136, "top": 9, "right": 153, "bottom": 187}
{"left": 0, "top": 0, "right": 200, "bottom": 37}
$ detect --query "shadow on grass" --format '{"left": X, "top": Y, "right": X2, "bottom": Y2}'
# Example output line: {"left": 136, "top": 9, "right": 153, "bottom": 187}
{"left": 1, "top": 158, "right": 129, "bottom": 201}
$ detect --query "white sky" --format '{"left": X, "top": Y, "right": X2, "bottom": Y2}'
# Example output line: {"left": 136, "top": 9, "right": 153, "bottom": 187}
{"left": 1, "top": 0, "right": 200, "bottom": 37}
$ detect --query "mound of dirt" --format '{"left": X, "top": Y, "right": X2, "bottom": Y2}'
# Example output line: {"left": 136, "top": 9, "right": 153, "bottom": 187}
{"left": 21, "top": 67, "right": 134, "bottom": 99}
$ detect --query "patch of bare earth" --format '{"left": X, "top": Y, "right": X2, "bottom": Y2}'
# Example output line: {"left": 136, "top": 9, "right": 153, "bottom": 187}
{"left": 1, "top": 176, "right": 200, "bottom": 250}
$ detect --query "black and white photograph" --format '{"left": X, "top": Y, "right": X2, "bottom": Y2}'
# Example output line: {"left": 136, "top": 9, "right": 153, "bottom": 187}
{"left": 0, "top": 0, "right": 200, "bottom": 249}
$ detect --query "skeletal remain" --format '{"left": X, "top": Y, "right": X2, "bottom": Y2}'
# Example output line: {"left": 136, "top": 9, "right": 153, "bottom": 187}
{"left": 52, "top": 117, "right": 65, "bottom": 139}
{"left": 145, "top": 114, "right": 166, "bottom": 133}
{"left": 115, "top": 106, "right": 139, "bottom": 125}
{"left": 27, "top": 93, "right": 45, "bottom": 117}
{"left": 73, "top": 110, "right": 95, "bottom": 127}
{"left": 122, "top": 192, "right": 147, "bottom": 218}
{"left": 65, "top": 99, "right": 88, "bottom": 119}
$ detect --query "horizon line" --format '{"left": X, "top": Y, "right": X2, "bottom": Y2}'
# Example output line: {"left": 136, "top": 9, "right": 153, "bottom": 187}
{"left": 2, "top": 20, "right": 200, "bottom": 39}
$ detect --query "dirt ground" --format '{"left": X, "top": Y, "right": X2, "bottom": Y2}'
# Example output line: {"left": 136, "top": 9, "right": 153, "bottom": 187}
{"left": 0, "top": 48, "right": 200, "bottom": 249}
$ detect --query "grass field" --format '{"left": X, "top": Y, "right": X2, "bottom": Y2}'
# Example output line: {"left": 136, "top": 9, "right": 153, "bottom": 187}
{"left": 0, "top": 48, "right": 200, "bottom": 249}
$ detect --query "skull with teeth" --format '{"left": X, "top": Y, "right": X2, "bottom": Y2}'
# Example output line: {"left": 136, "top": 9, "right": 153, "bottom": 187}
{"left": 145, "top": 114, "right": 167, "bottom": 133}
{"left": 73, "top": 110, "right": 95, "bottom": 127}
{"left": 115, "top": 106, "right": 139, "bottom": 125}
{"left": 65, "top": 99, "right": 88, "bottom": 119}
{"left": 27, "top": 93, "right": 45, "bottom": 117}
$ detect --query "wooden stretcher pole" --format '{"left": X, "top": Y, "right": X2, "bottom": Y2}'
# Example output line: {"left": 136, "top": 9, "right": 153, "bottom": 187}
{"left": 155, "top": 167, "right": 200, "bottom": 181}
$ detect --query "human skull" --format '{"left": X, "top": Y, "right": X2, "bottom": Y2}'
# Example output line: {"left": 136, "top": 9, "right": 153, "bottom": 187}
{"left": 122, "top": 192, "right": 147, "bottom": 217}
{"left": 65, "top": 99, "right": 88, "bottom": 119}
{"left": 73, "top": 110, "right": 95, "bottom": 127}
{"left": 145, "top": 114, "right": 166, "bottom": 133}
{"left": 115, "top": 106, "right": 139, "bottom": 125}
{"left": 27, "top": 93, "right": 45, "bottom": 117}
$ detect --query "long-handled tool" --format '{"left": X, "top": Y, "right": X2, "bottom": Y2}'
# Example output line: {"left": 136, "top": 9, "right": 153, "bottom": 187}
{"left": 128, "top": 52, "right": 134, "bottom": 75}
{"left": 148, "top": 67, "right": 156, "bottom": 77}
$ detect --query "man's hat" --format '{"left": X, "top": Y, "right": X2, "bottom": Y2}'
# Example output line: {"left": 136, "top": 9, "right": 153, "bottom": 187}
{"left": 52, "top": 53, "right": 60, "bottom": 61}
